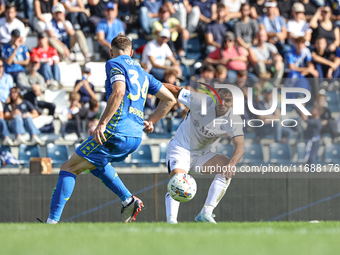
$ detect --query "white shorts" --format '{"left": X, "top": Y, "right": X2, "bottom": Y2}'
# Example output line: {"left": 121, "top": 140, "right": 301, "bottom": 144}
{"left": 166, "top": 139, "right": 217, "bottom": 174}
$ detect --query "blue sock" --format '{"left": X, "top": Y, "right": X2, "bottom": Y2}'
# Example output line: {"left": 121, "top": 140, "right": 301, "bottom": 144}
{"left": 91, "top": 164, "right": 132, "bottom": 202}
{"left": 49, "top": 171, "right": 76, "bottom": 222}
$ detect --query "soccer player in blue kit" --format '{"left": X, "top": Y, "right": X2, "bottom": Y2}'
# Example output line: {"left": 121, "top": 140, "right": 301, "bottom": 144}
{"left": 45, "top": 34, "right": 176, "bottom": 224}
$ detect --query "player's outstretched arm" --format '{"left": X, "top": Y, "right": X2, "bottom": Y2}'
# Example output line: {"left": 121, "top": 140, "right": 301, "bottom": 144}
{"left": 162, "top": 83, "right": 182, "bottom": 99}
{"left": 93, "top": 81, "right": 126, "bottom": 145}
{"left": 223, "top": 135, "right": 245, "bottom": 179}
{"left": 146, "top": 85, "right": 177, "bottom": 126}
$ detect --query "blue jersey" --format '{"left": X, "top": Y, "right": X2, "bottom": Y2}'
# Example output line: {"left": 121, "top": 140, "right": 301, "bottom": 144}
{"left": 105, "top": 55, "right": 162, "bottom": 138}
{"left": 1, "top": 44, "right": 29, "bottom": 73}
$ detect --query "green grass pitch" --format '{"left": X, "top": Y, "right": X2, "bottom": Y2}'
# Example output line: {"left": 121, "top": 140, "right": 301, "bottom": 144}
{"left": 1, "top": 222, "right": 340, "bottom": 255}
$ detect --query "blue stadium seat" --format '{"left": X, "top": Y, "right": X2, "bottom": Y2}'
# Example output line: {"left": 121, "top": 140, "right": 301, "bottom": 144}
{"left": 171, "top": 117, "right": 183, "bottom": 135}
{"left": 269, "top": 143, "right": 292, "bottom": 165}
{"left": 131, "top": 144, "right": 157, "bottom": 167}
{"left": 159, "top": 142, "right": 168, "bottom": 164}
{"left": 132, "top": 38, "right": 146, "bottom": 60}
{"left": 148, "top": 119, "right": 172, "bottom": 138}
{"left": 324, "top": 144, "right": 340, "bottom": 164}
{"left": 46, "top": 144, "right": 69, "bottom": 168}
{"left": 18, "top": 144, "right": 41, "bottom": 168}
{"left": 215, "top": 144, "right": 234, "bottom": 159}
{"left": 243, "top": 143, "right": 264, "bottom": 165}
{"left": 296, "top": 142, "right": 306, "bottom": 164}
{"left": 186, "top": 38, "right": 202, "bottom": 60}
{"left": 325, "top": 91, "right": 340, "bottom": 112}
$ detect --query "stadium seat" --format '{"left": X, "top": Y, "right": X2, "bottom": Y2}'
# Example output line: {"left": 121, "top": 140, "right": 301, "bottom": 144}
{"left": 296, "top": 142, "right": 306, "bottom": 164}
{"left": 243, "top": 143, "right": 264, "bottom": 165}
{"left": 269, "top": 143, "right": 292, "bottom": 165}
{"left": 131, "top": 144, "right": 157, "bottom": 167}
{"left": 171, "top": 117, "right": 183, "bottom": 135}
{"left": 159, "top": 142, "right": 168, "bottom": 164}
{"left": 148, "top": 119, "right": 171, "bottom": 138}
{"left": 18, "top": 144, "right": 41, "bottom": 168}
{"left": 186, "top": 38, "right": 202, "bottom": 60}
{"left": 215, "top": 144, "right": 234, "bottom": 159}
{"left": 325, "top": 91, "right": 340, "bottom": 112}
{"left": 44, "top": 89, "right": 68, "bottom": 115}
{"left": 46, "top": 144, "right": 69, "bottom": 168}
{"left": 324, "top": 144, "right": 340, "bottom": 164}
{"left": 59, "top": 62, "right": 82, "bottom": 89}
{"left": 86, "top": 62, "right": 106, "bottom": 87}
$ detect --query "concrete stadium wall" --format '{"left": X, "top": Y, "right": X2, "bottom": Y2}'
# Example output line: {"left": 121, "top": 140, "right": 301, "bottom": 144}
{"left": 1, "top": 173, "right": 340, "bottom": 222}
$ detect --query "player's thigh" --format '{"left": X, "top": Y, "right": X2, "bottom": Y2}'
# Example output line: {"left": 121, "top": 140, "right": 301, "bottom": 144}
{"left": 202, "top": 153, "right": 230, "bottom": 174}
{"left": 166, "top": 141, "right": 190, "bottom": 178}
{"left": 62, "top": 153, "right": 97, "bottom": 176}
{"left": 169, "top": 168, "right": 187, "bottom": 179}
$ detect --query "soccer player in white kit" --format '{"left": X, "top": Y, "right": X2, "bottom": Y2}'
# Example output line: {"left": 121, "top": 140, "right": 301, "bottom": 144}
{"left": 163, "top": 83, "right": 245, "bottom": 224}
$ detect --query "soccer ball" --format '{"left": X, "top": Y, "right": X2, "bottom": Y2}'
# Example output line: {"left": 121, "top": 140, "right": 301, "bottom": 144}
{"left": 167, "top": 173, "right": 197, "bottom": 202}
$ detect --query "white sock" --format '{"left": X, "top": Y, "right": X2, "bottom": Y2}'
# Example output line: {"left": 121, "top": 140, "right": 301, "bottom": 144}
{"left": 46, "top": 218, "right": 58, "bottom": 224}
{"left": 165, "top": 192, "right": 180, "bottom": 223}
{"left": 122, "top": 196, "right": 133, "bottom": 207}
{"left": 200, "top": 174, "right": 231, "bottom": 215}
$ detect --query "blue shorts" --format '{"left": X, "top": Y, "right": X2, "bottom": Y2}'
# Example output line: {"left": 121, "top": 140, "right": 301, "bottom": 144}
{"left": 76, "top": 134, "right": 141, "bottom": 169}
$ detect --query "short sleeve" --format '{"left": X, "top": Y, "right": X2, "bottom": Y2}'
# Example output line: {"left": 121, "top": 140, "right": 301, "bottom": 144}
{"left": 230, "top": 114, "right": 244, "bottom": 138}
{"left": 1, "top": 45, "right": 7, "bottom": 58}
{"left": 25, "top": 100, "right": 36, "bottom": 112}
{"left": 106, "top": 61, "right": 125, "bottom": 86}
{"left": 146, "top": 71, "right": 163, "bottom": 95}
{"left": 268, "top": 43, "right": 278, "bottom": 54}
{"left": 306, "top": 49, "right": 312, "bottom": 62}
{"left": 4, "top": 104, "right": 10, "bottom": 113}
{"left": 208, "top": 48, "right": 221, "bottom": 59}
{"left": 279, "top": 16, "right": 287, "bottom": 28}
{"left": 65, "top": 20, "right": 73, "bottom": 30}
{"left": 286, "top": 52, "right": 294, "bottom": 64}
{"left": 234, "top": 22, "right": 242, "bottom": 38}
{"left": 205, "top": 22, "right": 214, "bottom": 34}
{"left": 164, "top": 43, "right": 173, "bottom": 58}
{"left": 23, "top": 46, "right": 29, "bottom": 60}
{"left": 178, "top": 89, "right": 209, "bottom": 110}
{"left": 238, "top": 46, "right": 245, "bottom": 56}
{"left": 95, "top": 21, "right": 105, "bottom": 34}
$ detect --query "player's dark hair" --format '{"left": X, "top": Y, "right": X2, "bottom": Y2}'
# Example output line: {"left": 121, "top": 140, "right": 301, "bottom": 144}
{"left": 240, "top": 2, "right": 250, "bottom": 11}
{"left": 6, "top": 2, "right": 16, "bottom": 11}
{"left": 89, "top": 98, "right": 98, "bottom": 110}
{"left": 217, "top": 3, "right": 225, "bottom": 10}
{"left": 294, "top": 37, "right": 306, "bottom": 44}
{"left": 201, "top": 64, "right": 216, "bottom": 74}
{"left": 111, "top": 34, "right": 132, "bottom": 52}
{"left": 237, "top": 70, "right": 247, "bottom": 77}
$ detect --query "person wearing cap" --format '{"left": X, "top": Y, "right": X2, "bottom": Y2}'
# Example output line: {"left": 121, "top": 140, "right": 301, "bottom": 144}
{"left": 17, "top": 54, "right": 46, "bottom": 92}
{"left": 1, "top": 29, "right": 30, "bottom": 84}
{"left": 249, "top": 29, "right": 284, "bottom": 85}
{"left": 204, "top": 3, "right": 229, "bottom": 54}
{"left": 96, "top": 2, "right": 125, "bottom": 61}
{"left": 32, "top": 32, "right": 61, "bottom": 84}
{"left": 61, "top": 0, "right": 91, "bottom": 33}
{"left": 287, "top": 2, "right": 312, "bottom": 47}
{"left": 310, "top": 6, "right": 339, "bottom": 52}
{"left": 204, "top": 31, "right": 256, "bottom": 82}
{"left": 0, "top": 3, "right": 25, "bottom": 45}
{"left": 152, "top": 5, "right": 189, "bottom": 57}
{"left": 31, "top": 0, "right": 58, "bottom": 34}
{"left": 73, "top": 66, "right": 96, "bottom": 104}
{"left": 88, "top": 0, "right": 118, "bottom": 33}
{"left": 258, "top": 0, "right": 290, "bottom": 55}
{"left": 141, "top": 28, "right": 182, "bottom": 81}
{"left": 139, "top": 0, "right": 163, "bottom": 35}
{"left": 45, "top": 3, "right": 91, "bottom": 62}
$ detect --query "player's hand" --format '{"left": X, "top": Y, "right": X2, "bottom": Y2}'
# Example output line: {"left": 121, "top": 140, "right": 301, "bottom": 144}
{"left": 143, "top": 120, "right": 154, "bottom": 133}
{"left": 93, "top": 124, "right": 106, "bottom": 145}
{"left": 222, "top": 163, "right": 236, "bottom": 179}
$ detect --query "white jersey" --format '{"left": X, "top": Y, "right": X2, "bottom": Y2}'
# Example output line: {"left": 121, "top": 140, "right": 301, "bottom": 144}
{"left": 173, "top": 89, "right": 244, "bottom": 155}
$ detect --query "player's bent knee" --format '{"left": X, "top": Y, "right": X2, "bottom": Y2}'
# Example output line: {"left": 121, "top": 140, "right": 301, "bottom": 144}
{"left": 169, "top": 168, "right": 187, "bottom": 179}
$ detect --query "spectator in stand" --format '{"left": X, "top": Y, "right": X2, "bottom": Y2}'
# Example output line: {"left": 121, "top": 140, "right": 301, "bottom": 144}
{"left": 4, "top": 86, "right": 44, "bottom": 145}
{"left": 0, "top": 102, "right": 14, "bottom": 145}
{"left": 164, "top": 0, "right": 191, "bottom": 29}
{"left": 326, "top": 0, "right": 340, "bottom": 27}
{"left": 190, "top": 0, "right": 217, "bottom": 34}
{"left": 31, "top": 0, "right": 57, "bottom": 34}
{"left": 204, "top": 31, "right": 255, "bottom": 82}
{"left": 1, "top": 29, "right": 30, "bottom": 84}
{"left": 236, "top": 69, "right": 250, "bottom": 88}
{"left": 73, "top": 66, "right": 96, "bottom": 104}
{"left": 249, "top": 0, "right": 265, "bottom": 19}
{"left": 287, "top": 3, "right": 312, "bottom": 47}
{"left": 32, "top": 32, "right": 60, "bottom": 85}
{"left": 0, "top": 3, "right": 25, "bottom": 45}
{"left": 17, "top": 54, "right": 46, "bottom": 92}
{"left": 234, "top": 3, "right": 259, "bottom": 51}
{"left": 139, "top": 0, "right": 163, "bottom": 35}
{"left": 249, "top": 29, "right": 284, "bottom": 85}
{"left": 312, "top": 36, "right": 340, "bottom": 88}
{"left": 86, "top": 98, "right": 107, "bottom": 136}
{"left": 0, "top": 0, "right": 5, "bottom": 17}
{"left": 188, "top": 64, "right": 215, "bottom": 90}
{"left": 258, "top": 0, "right": 290, "bottom": 55}
{"left": 61, "top": 92, "right": 88, "bottom": 140}
{"left": 222, "top": 0, "right": 245, "bottom": 28}
{"left": 0, "top": 58, "right": 13, "bottom": 104}
{"left": 310, "top": 6, "right": 340, "bottom": 52}
{"left": 141, "top": 28, "right": 182, "bottom": 81}
{"left": 88, "top": 0, "right": 118, "bottom": 33}
{"left": 152, "top": 5, "right": 190, "bottom": 57}
{"left": 285, "top": 37, "right": 319, "bottom": 97}
{"left": 300, "top": 0, "right": 318, "bottom": 21}
{"left": 204, "top": 3, "right": 228, "bottom": 54}
{"left": 96, "top": 2, "right": 125, "bottom": 61}
{"left": 61, "top": 0, "right": 91, "bottom": 33}
{"left": 277, "top": 0, "right": 296, "bottom": 20}
{"left": 46, "top": 3, "right": 91, "bottom": 62}
{"left": 215, "top": 64, "right": 228, "bottom": 83}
